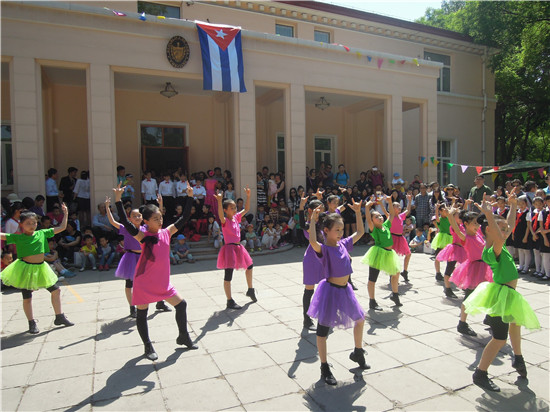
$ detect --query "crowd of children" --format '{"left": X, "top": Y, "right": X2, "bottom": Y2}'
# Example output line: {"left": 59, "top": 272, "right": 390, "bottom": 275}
{"left": 1, "top": 164, "right": 548, "bottom": 390}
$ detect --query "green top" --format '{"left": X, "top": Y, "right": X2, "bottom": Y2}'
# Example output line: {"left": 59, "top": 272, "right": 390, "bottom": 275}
{"left": 5, "top": 229, "right": 54, "bottom": 258}
{"left": 482, "top": 245, "right": 518, "bottom": 284}
{"left": 437, "top": 216, "right": 451, "bottom": 235}
{"left": 469, "top": 185, "right": 493, "bottom": 204}
{"left": 372, "top": 218, "right": 393, "bottom": 248}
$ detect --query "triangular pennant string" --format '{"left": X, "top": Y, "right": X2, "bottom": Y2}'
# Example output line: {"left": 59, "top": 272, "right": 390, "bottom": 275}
{"left": 388, "top": 59, "right": 395, "bottom": 64}
{"left": 447, "top": 163, "right": 454, "bottom": 169}
{"left": 492, "top": 173, "right": 497, "bottom": 182}
{"left": 430, "top": 157, "right": 435, "bottom": 165}
{"left": 412, "top": 58, "right": 419, "bottom": 66}
{"left": 522, "top": 172, "right": 528, "bottom": 181}
{"left": 434, "top": 160, "right": 440, "bottom": 166}
{"left": 538, "top": 168, "right": 545, "bottom": 178}
{"left": 493, "top": 166, "right": 499, "bottom": 171}
{"left": 420, "top": 156, "right": 426, "bottom": 164}
{"left": 476, "top": 166, "right": 483, "bottom": 174}
{"left": 377, "top": 58, "right": 384, "bottom": 69}
{"left": 367, "top": 56, "right": 372, "bottom": 62}
{"left": 461, "top": 165, "right": 468, "bottom": 173}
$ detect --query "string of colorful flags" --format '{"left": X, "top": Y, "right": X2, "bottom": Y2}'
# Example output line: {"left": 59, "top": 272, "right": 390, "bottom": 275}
{"left": 103, "top": 7, "right": 425, "bottom": 70}
{"left": 419, "top": 156, "right": 548, "bottom": 181}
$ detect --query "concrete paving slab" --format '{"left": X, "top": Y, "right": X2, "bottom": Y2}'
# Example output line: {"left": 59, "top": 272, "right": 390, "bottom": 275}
{"left": 211, "top": 346, "right": 277, "bottom": 375}
{"left": 244, "top": 322, "right": 299, "bottom": 345}
{"left": 163, "top": 377, "right": 241, "bottom": 411}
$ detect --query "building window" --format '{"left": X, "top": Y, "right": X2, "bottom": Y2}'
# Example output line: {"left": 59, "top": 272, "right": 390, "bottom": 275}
{"left": 314, "top": 30, "right": 330, "bottom": 43}
{"left": 137, "top": 1, "right": 180, "bottom": 19}
{"left": 276, "top": 24, "right": 294, "bottom": 38}
{"left": 424, "top": 51, "right": 451, "bottom": 92}
{"left": 1, "top": 124, "right": 13, "bottom": 187}
{"left": 141, "top": 125, "right": 188, "bottom": 176}
{"left": 314, "top": 136, "right": 335, "bottom": 170}
{"left": 437, "top": 139, "right": 454, "bottom": 186}
{"left": 276, "top": 133, "right": 285, "bottom": 173}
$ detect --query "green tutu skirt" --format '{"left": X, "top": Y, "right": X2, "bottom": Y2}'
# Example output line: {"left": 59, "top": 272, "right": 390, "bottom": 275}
{"left": 360, "top": 246, "right": 401, "bottom": 275}
{"left": 464, "top": 282, "right": 540, "bottom": 330}
{"left": 0, "top": 260, "right": 58, "bottom": 291}
{"left": 431, "top": 232, "right": 453, "bottom": 250}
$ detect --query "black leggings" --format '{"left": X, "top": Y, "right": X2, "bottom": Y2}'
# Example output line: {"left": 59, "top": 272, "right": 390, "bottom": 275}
{"left": 125, "top": 279, "right": 133, "bottom": 288}
{"left": 224, "top": 265, "right": 253, "bottom": 282}
{"left": 316, "top": 324, "right": 330, "bottom": 337}
{"left": 486, "top": 315, "right": 509, "bottom": 340}
{"left": 444, "top": 261, "right": 457, "bottom": 276}
{"left": 368, "top": 267, "right": 380, "bottom": 282}
{"left": 21, "top": 285, "right": 59, "bottom": 299}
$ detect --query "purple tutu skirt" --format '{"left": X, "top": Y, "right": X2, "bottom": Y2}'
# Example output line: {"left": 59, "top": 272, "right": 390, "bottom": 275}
{"left": 307, "top": 279, "right": 365, "bottom": 329}
{"left": 450, "top": 260, "right": 493, "bottom": 290}
{"left": 115, "top": 251, "right": 139, "bottom": 280}
{"left": 391, "top": 234, "right": 410, "bottom": 256}
{"left": 303, "top": 245, "right": 325, "bottom": 285}
{"left": 436, "top": 243, "right": 467, "bottom": 263}
{"left": 217, "top": 243, "right": 253, "bottom": 270}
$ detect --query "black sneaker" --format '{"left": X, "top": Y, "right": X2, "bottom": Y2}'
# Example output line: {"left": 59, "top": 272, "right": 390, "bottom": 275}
{"left": 445, "top": 287, "right": 458, "bottom": 298}
{"left": 369, "top": 299, "right": 383, "bottom": 311}
{"left": 473, "top": 368, "right": 500, "bottom": 392}
{"left": 435, "top": 272, "right": 444, "bottom": 282}
{"left": 401, "top": 270, "right": 409, "bottom": 283}
{"left": 457, "top": 321, "right": 477, "bottom": 336}
{"left": 349, "top": 348, "right": 370, "bottom": 369}
{"left": 156, "top": 301, "right": 172, "bottom": 312}
{"left": 226, "top": 299, "right": 242, "bottom": 310}
{"left": 512, "top": 355, "right": 527, "bottom": 378}
{"left": 320, "top": 363, "right": 337, "bottom": 385}
{"left": 130, "top": 306, "right": 137, "bottom": 318}
{"left": 246, "top": 288, "right": 257, "bottom": 302}
{"left": 144, "top": 342, "right": 158, "bottom": 361}
{"left": 176, "top": 334, "right": 199, "bottom": 350}
{"left": 28, "top": 319, "right": 39, "bottom": 334}
{"left": 54, "top": 313, "right": 74, "bottom": 327}
{"left": 390, "top": 293, "right": 403, "bottom": 307}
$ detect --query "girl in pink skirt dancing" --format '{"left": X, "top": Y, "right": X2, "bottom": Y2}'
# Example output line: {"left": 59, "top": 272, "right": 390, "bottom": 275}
{"left": 114, "top": 185, "right": 197, "bottom": 361}
{"left": 215, "top": 186, "right": 257, "bottom": 310}
{"left": 389, "top": 194, "right": 413, "bottom": 282}
{"left": 447, "top": 206, "right": 493, "bottom": 337}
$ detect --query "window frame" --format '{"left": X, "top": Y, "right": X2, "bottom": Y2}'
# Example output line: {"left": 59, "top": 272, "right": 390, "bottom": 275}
{"left": 137, "top": 1, "right": 181, "bottom": 19}
{"left": 314, "top": 29, "right": 331, "bottom": 43}
{"left": 138, "top": 121, "right": 189, "bottom": 174}
{"left": 436, "top": 138, "right": 456, "bottom": 186}
{"left": 275, "top": 23, "right": 295, "bottom": 38}
{"left": 424, "top": 51, "right": 451, "bottom": 92}
{"left": 313, "top": 135, "right": 337, "bottom": 170}
{"left": 276, "top": 132, "right": 285, "bottom": 173}
{"left": 1, "top": 123, "right": 13, "bottom": 189}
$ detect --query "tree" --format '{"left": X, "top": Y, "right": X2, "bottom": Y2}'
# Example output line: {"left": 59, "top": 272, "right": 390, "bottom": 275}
{"left": 416, "top": 1, "right": 550, "bottom": 165}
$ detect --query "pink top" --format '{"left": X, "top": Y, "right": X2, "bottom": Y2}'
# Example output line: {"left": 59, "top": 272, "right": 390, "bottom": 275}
{"left": 390, "top": 212, "right": 407, "bottom": 235}
{"left": 205, "top": 178, "right": 217, "bottom": 195}
{"left": 463, "top": 232, "right": 485, "bottom": 261}
{"left": 132, "top": 228, "right": 177, "bottom": 305}
{"left": 450, "top": 225, "right": 465, "bottom": 245}
{"left": 222, "top": 212, "right": 243, "bottom": 244}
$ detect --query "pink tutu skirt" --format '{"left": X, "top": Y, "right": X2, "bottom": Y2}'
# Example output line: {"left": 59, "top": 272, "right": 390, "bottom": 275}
{"left": 115, "top": 251, "right": 140, "bottom": 280}
{"left": 436, "top": 243, "right": 467, "bottom": 264}
{"left": 217, "top": 243, "right": 253, "bottom": 270}
{"left": 450, "top": 260, "right": 493, "bottom": 290}
{"left": 307, "top": 279, "right": 364, "bottom": 329}
{"left": 391, "top": 234, "right": 410, "bottom": 256}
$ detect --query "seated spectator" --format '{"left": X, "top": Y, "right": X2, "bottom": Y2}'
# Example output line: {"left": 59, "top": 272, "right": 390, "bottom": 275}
{"left": 173, "top": 234, "right": 194, "bottom": 263}
{"left": 97, "top": 236, "right": 116, "bottom": 271}
{"left": 208, "top": 215, "right": 222, "bottom": 249}
{"left": 47, "top": 204, "right": 64, "bottom": 227}
{"left": 1, "top": 251, "right": 14, "bottom": 290}
{"left": 245, "top": 224, "right": 261, "bottom": 252}
{"left": 255, "top": 204, "right": 266, "bottom": 233}
{"left": 261, "top": 221, "right": 279, "bottom": 250}
{"left": 40, "top": 215, "right": 53, "bottom": 231}
{"left": 57, "top": 221, "right": 82, "bottom": 262}
{"left": 403, "top": 217, "right": 415, "bottom": 241}
{"left": 277, "top": 198, "right": 291, "bottom": 223}
{"left": 409, "top": 228, "right": 426, "bottom": 253}
{"left": 29, "top": 195, "right": 46, "bottom": 216}
{"left": 77, "top": 234, "right": 97, "bottom": 271}
{"left": 224, "top": 182, "right": 236, "bottom": 201}
{"left": 68, "top": 210, "right": 81, "bottom": 232}
{"left": 45, "top": 238, "right": 76, "bottom": 279}
{"left": 92, "top": 203, "right": 118, "bottom": 241}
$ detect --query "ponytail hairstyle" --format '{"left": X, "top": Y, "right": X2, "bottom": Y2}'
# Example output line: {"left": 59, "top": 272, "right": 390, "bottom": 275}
{"left": 141, "top": 204, "right": 160, "bottom": 221}
{"left": 459, "top": 210, "right": 478, "bottom": 224}
{"left": 307, "top": 199, "right": 323, "bottom": 212}
{"left": 322, "top": 212, "right": 343, "bottom": 231}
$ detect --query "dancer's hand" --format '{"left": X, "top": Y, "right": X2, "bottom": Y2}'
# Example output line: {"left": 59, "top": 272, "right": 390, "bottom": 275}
{"left": 310, "top": 206, "right": 322, "bottom": 223}
{"left": 349, "top": 198, "right": 362, "bottom": 213}
{"left": 314, "top": 188, "right": 324, "bottom": 200}
{"left": 186, "top": 185, "right": 194, "bottom": 198}
{"left": 113, "top": 182, "right": 125, "bottom": 202}
{"left": 244, "top": 185, "right": 251, "bottom": 198}
{"left": 61, "top": 203, "right": 68, "bottom": 215}
{"left": 214, "top": 191, "right": 223, "bottom": 202}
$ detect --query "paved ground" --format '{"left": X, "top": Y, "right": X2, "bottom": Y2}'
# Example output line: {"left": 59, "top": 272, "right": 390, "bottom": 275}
{"left": 1, "top": 245, "right": 549, "bottom": 411}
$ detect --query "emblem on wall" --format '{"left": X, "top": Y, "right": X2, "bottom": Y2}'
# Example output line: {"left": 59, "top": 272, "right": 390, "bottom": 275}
{"left": 166, "top": 36, "right": 190, "bottom": 68}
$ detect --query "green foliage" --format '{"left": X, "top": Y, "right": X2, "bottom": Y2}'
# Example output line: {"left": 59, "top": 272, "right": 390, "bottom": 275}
{"left": 416, "top": 1, "right": 550, "bottom": 164}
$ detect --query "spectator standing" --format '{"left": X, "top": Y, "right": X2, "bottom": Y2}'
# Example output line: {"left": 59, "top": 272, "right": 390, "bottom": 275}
{"left": 468, "top": 175, "right": 493, "bottom": 212}
{"left": 73, "top": 171, "right": 91, "bottom": 227}
{"left": 141, "top": 171, "right": 158, "bottom": 205}
{"left": 59, "top": 167, "right": 78, "bottom": 212}
{"left": 46, "top": 168, "right": 60, "bottom": 212}
{"left": 334, "top": 164, "right": 350, "bottom": 187}
{"left": 415, "top": 183, "right": 431, "bottom": 228}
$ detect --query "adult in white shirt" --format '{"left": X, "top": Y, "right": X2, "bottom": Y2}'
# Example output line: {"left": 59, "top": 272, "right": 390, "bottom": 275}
{"left": 158, "top": 172, "right": 176, "bottom": 216}
{"left": 141, "top": 171, "right": 159, "bottom": 205}
{"left": 73, "top": 170, "right": 91, "bottom": 227}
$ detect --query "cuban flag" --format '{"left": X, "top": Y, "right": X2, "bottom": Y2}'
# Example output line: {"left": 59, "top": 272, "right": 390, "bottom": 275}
{"left": 196, "top": 21, "right": 246, "bottom": 93}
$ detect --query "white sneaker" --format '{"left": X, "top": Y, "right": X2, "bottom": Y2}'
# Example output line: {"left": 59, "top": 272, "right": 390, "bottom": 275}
{"left": 79, "top": 267, "right": 85, "bottom": 272}
{"left": 57, "top": 276, "right": 65, "bottom": 281}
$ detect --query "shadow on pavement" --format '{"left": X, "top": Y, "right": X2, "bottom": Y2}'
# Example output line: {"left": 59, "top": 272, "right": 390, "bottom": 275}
{"left": 58, "top": 316, "right": 135, "bottom": 350}
{"left": 194, "top": 302, "right": 252, "bottom": 343}
{"left": 287, "top": 334, "right": 318, "bottom": 378}
{"left": 474, "top": 379, "right": 549, "bottom": 412}
{"left": 304, "top": 372, "right": 368, "bottom": 412}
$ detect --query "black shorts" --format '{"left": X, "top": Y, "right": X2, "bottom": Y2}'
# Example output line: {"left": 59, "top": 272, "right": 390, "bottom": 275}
{"left": 486, "top": 315, "right": 509, "bottom": 340}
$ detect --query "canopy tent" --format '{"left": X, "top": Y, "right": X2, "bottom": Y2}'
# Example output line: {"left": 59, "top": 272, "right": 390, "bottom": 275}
{"left": 479, "top": 160, "right": 550, "bottom": 176}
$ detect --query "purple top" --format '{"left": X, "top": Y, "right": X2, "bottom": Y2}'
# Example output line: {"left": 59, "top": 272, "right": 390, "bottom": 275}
{"left": 119, "top": 226, "right": 142, "bottom": 250}
{"left": 315, "top": 236, "right": 354, "bottom": 278}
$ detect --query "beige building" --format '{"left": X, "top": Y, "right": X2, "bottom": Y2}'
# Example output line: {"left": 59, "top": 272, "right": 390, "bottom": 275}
{"left": 1, "top": 1, "right": 495, "bottom": 210}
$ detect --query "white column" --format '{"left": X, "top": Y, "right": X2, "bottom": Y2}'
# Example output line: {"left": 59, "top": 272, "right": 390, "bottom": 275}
{"left": 87, "top": 64, "right": 117, "bottom": 211}
{"left": 285, "top": 84, "right": 306, "bottom": 191}
{"left": 391, "top": 95, "right": 403, "bottom": 176}
{"left": 10, "top": 57, "right": 45, "bottom": 198}
{"left": 232, "top": 90, "right": 256, "bottom": 211}
{"left": 426, "top": 96, "right": 438, "bottom": 183}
